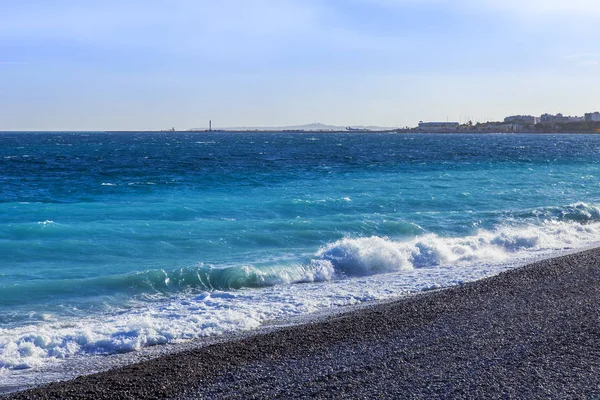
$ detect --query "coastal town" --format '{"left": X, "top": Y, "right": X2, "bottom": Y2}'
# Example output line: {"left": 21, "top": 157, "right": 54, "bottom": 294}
{"left": 414, "top": 111, "right": 600, "bottom": 133}
{"left": 185, "top": 111, "right": 600, "bottom": 134}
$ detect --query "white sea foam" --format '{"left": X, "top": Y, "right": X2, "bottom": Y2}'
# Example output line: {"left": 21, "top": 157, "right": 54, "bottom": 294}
{"left": 2, "top": 217, "right": 600, "bottom": 387}
{"left": 36, "top": 220, "right": 55, "bottom": 226}
{"left": 316, "top": 219, "right": 600, "bottom": 276}
{"left": 317, "top": 236, "right": 412, "bottom": 276}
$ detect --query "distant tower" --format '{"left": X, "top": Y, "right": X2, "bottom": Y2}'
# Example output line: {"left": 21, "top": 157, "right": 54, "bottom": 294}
{"left": 209, "top": 120, "right": 212, "bottom": 132}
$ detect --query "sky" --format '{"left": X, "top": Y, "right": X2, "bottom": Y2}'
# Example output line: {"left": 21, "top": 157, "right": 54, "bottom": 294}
{"left": 1, "top": 0, "right": 599, "bottom": 130}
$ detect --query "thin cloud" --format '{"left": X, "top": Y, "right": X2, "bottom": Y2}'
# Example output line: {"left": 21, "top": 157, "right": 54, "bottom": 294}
{"left": 355, "top": 0, "right": 600, "bottom": 13}
{"left": 0, "top": 1, "right": 325, "bottom": 62}
{"left": 562, "top": 53, "right": 600, "bottom": 67}
{"left": 564, "top": 53, "right": 600, "bottom": 59}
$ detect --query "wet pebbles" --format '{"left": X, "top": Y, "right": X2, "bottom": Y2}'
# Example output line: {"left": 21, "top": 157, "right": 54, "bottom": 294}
{"left": 6, "top": 248, "right": 600, "bottom": 399}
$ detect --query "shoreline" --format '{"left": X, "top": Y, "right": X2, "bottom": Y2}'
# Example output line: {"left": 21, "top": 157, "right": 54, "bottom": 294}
{"left": 1, "top": 130, "right": 600, "bottom": 135}
{"left": 5, "top": 247, "right": 600, "bottom": 399}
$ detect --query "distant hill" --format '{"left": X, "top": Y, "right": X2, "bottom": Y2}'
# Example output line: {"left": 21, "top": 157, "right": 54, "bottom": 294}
{"left": 189, "top": 122, "right": 396, "bottom": 131}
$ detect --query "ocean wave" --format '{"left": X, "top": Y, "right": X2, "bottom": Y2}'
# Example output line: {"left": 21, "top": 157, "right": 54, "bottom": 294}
{"left": 210, "top": 206, "right": 600, "bottom": 286}
{"left": 4, "top": 203, "right": 600, "bottom": 372}
{"left": 0, "top": 262, "right": 337, "bottom": 308}
{"left": 507, "top": 201, "right": 600, "bottom": 224}
{"left": 5, "top": 203, "right": 600, "bottom": 304}
{"left": 316, "top": 236, "right": 411, "bottom": 276}
{"left": 315, "top": 215, "right": 600, "bottom": 275}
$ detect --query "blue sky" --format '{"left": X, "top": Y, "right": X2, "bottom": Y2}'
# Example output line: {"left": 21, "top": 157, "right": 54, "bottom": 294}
{"left": 1, "top": 0, "right": 599, "bottom": 130}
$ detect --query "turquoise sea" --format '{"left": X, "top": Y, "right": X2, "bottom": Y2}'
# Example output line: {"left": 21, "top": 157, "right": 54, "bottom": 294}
{"left": 2, "top": 132, "right": 600, "bottom": 385}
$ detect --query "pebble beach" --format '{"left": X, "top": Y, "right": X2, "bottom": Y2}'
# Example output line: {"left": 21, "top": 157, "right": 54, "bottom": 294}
{"left": 5, "top": 247, "right": 600, "bottom": 399}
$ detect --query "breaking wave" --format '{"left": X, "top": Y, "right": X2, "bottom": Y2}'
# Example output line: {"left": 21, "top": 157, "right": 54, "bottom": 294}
{"left": 3, "top": 203, "right": 600, "bottom": 372}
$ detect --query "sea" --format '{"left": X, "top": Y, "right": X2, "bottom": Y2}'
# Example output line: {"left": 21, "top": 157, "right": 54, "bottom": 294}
{"left": 2, "top": 132, "right": 600, "bottom": 389}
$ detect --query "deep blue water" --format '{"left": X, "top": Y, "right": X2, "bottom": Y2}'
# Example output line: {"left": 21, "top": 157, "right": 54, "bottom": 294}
{"left": 2, "top": 132, "right": 600, "bottom": 374}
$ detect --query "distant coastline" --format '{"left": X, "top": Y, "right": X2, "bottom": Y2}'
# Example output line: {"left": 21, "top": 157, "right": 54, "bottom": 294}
{"left": 101, "top": 128, "right": 600, "bottom": 134}
{"left": 4, "top": 121, "right": 600, "bottom": 135}
{"left": 2, "top": 129, "right": 599, "bottom": 135}
{"left": 110, "top": 119, "right": 600, "bottom": 134}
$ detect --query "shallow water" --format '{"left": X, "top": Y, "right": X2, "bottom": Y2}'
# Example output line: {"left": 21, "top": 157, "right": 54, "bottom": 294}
{"left": 1, "top": 132, "right": 600, "bottom": 384}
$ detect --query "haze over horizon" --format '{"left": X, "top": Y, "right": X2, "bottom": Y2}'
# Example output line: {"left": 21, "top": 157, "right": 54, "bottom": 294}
{"left": 1, "top": 0, "right": 599, "bottom": 131}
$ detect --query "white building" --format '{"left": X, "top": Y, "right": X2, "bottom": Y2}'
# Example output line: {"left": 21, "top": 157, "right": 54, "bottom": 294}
{"left": 540, "top": 113, "right": 583, "bottom": 123}
{"left": 504, "top": 115, "right": 538, "bottom": 125}
{"left": 540, "top": 113, "right": 568, "bottom": 123}
{"left": 585, "top": 112, "right": 600, "bottom": 122}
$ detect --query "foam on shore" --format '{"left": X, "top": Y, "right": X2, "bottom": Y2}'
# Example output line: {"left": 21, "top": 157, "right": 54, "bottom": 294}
{"left": 6, "top": 246, "right": 600, "bottom": 399}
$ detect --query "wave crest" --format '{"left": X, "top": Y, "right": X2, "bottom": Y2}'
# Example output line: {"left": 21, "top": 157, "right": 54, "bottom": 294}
{"left": 5, "top": 203, "right": 600, "bottom": 372}
{"left": 316, "top": 236, "right": 411, "bottom": 276}
{"left": 513, "top": 201, "right": 600, "bottom": 224}
{"left": 313, "top": 216, "right": 600, "bottom": 275}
